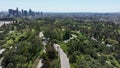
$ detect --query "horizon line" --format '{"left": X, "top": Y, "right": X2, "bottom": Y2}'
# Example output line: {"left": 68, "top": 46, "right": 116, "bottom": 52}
{"left": 0, "top": 8, "right": 120, "bottom": 13}
{"left": 0, "top": 11, "right": 120, "bottom": 13}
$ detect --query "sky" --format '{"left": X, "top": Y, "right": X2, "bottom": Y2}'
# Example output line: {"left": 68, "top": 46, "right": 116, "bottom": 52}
{"left": 0, "top": 0, "right": 120, "bottom": 12}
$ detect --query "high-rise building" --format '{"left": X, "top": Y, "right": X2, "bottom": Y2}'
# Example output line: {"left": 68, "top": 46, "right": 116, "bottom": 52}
{"left": 16, "top": 7, "right": 19, "bottom": 16}
{"left": 8, "top": 9, "right": 14, "bottom": 17}
{"left": 29, "top": 9, "right": 32, "bottom": 15}
{"left": 8, "top": 8, "right": 42, "bottom": 17}
{"left": 41, "top": 12, "right": 43, "bottom": 15}
{"left": 23, "top": 10, "right": 28, "bottom": 16}
{"left": 8, "top": 8, "right": 19, "bottom": 17}
{"left": 21, "top": 9, "right": 24, "bottom": 15}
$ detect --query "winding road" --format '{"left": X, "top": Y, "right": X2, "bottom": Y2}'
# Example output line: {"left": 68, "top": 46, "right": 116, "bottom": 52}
{"left": 37, "top": 32, "right": 46, "bottom": 68}
{"left": 54, "top": 44, "right": 70, "bottom": 68}
{"left": 38, "top": 32, "right": 70, "bottom": 68}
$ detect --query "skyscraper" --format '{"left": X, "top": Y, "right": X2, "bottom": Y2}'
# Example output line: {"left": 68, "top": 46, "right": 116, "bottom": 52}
{"left": 29, "top": 9, "right": 32, "bottom": 15}
{"left": 15, "top": 7, "right": 19, "bottom": 16}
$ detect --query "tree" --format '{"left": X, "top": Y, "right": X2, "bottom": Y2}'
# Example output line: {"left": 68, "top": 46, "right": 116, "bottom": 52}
{"left": 6, "top": 63, "right": 14, "bottom": 68}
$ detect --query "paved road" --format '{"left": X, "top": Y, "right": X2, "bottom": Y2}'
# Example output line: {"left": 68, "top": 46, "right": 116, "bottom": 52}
{"left": 39, "top": 32, "right": 70, "bottom": 68}
{"left": 37, "top": 59, "right": 43, "bottom": 68}
{"left": 54, "top": 44, "right": 70, "bottom": 68}
{"left": 37, "top": 32, "right": 47, "bottom": 68}
{"left": 64, "top": 34, "right": 77, "bottom": 43}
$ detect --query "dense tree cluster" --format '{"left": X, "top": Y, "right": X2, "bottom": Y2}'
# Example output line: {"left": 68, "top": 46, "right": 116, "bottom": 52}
{"left": 0, "top": 17, "right": 119, "bottom": 68}
{"left": 2, "top": 30, "right": 43, "bottom": 68}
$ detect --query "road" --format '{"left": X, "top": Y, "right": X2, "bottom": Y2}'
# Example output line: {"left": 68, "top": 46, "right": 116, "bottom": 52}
{"left": 91, "top": 37, "right": 112, "bottom": 47}
{"left": 0, "top": 57, "right": 4, "bottom": 68}
{"left": 54, "top": 44, "right": 70, "bottom": 68}
{"left": 64, "top": 34, "right": 77, "bottom": 43}
{"left": 61, "top": 34, "right": 77, "bottom": 67}
{"left": 53, "top": 34, "right": 77, "bottom": 68}
{"left": 37, "top": 59, "right": 43, "bottom": 68}
{"left": 0, "top": 21, "right": 13, "bottom": 27}
{"left": 0, "top": 49, "right": 6, "bottom": 68}
{"left": 37, "top": 32, "right": 47, "bottom": 68}
{"left": 0, "top": 21, "right": 14, "bottom": 68}
{"left": 38, "top": 32, "right": 70, "bottom": 68}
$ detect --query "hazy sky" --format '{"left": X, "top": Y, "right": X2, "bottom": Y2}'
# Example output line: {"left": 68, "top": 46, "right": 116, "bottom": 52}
{"left": 0, "top": 0, "right": 120, "bottom": 12}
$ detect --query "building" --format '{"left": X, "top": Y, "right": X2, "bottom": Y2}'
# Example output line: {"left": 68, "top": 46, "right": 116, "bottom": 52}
{"left": 8, "top": 8, "right": 43, "bottom": 17}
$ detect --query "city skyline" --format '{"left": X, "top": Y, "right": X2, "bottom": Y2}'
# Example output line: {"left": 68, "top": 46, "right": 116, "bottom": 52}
{"left": 0, "top": 0, "right": 120, "bottom": 12}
